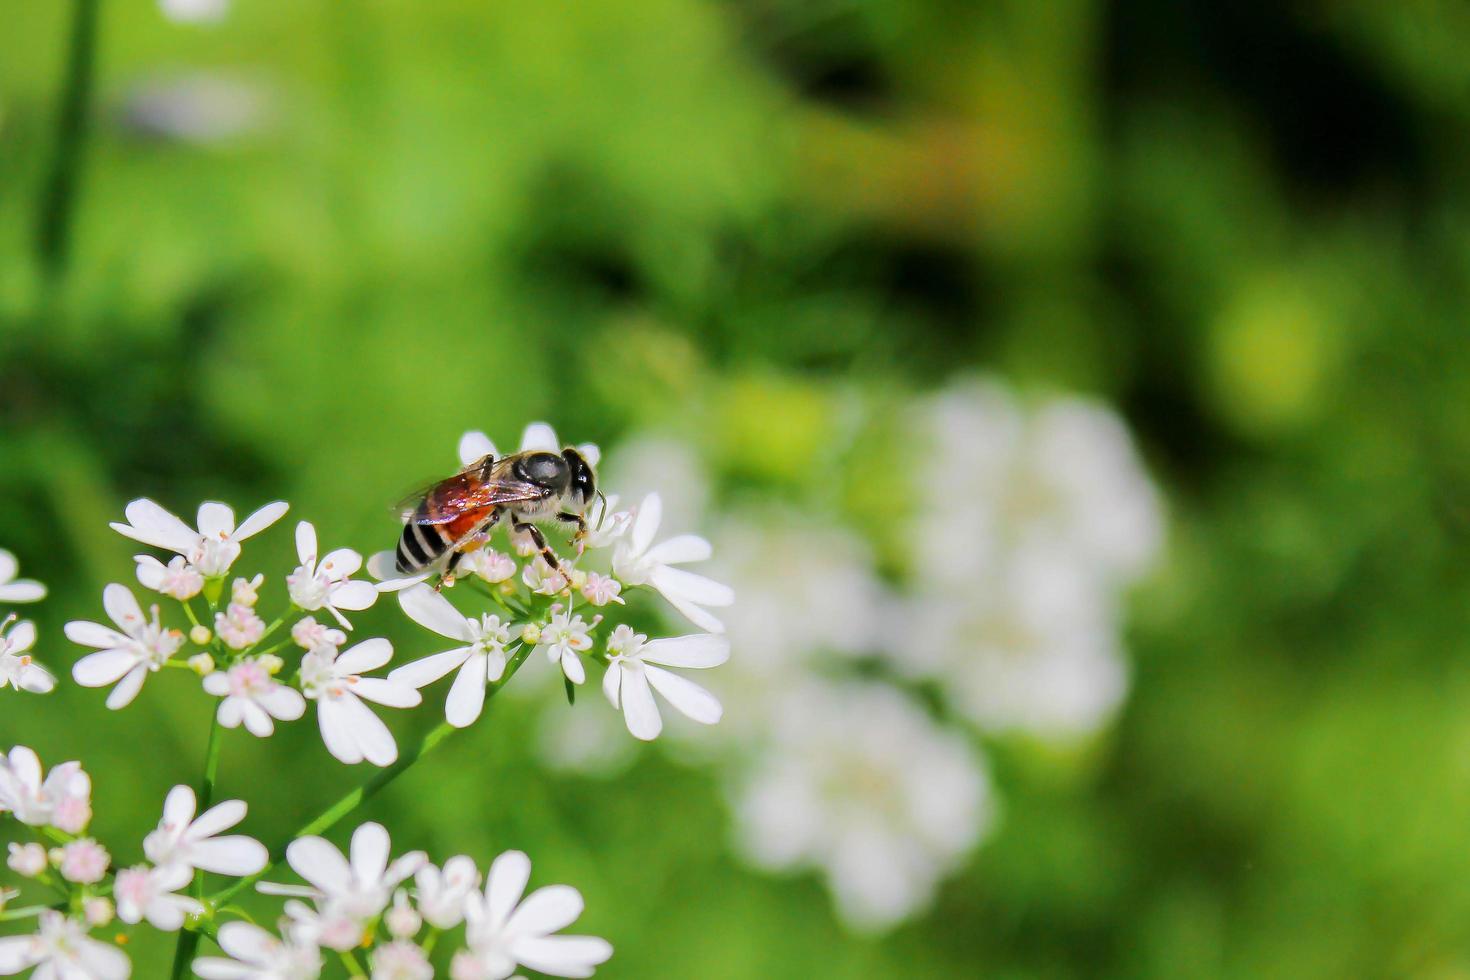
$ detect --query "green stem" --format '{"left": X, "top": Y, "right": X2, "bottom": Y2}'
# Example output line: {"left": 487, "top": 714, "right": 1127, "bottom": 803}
{"left": 36, "top": 0, "right": 100, "bottom": 289}
{"left": 208, "top": 644, "right": 534, "bottom": 908}
{"left": 169, "top": 713, "right": 224, "bottom": 980}
{"left": 0, "top": 904, "right": 62, "bottom": 922}
{"left": 339, "top": 949, "right": 367, "bottom": 977}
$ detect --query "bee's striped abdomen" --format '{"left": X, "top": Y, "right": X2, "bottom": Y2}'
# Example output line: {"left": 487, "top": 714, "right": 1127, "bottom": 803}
{"left": 395, "top": 513, "right": 451, "bottom": 574}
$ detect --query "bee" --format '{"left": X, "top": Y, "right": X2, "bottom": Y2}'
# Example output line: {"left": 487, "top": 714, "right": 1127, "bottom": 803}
{"left": 395, "top": 447, "right": 598, "bottom": 578}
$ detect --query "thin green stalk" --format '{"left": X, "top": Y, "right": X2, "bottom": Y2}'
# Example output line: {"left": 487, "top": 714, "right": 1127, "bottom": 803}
{"left": 36, "top": 0, "right": 100, "bottom": 288}
{"left": 339, "top": 949, "right": 367, "bottom": 977}
{"left": 169, "top": 713, "right": 224, "bottom": 980}
{"left": 0, "top": 904, "right": 61, "bottom": 922}
{"left": 208, "top": 643, "right": 534, "bottom": 909}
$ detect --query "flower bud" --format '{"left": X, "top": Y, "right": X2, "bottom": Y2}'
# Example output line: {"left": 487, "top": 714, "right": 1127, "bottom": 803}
{"left": 520, "top": 624, "right": 542, "bottom": 645}
{"left": 189, "top": 625, "right": 213, "bottom": 646}
{"left": 385, "top": 889, "right": 421, "bottom": 938}
{"left": 58, "top": 839, "right": 109, "bottom": 884}
{"left": 85, "top": 897, "right": 115, "bottom": 927}
{"left": 7, "top": 842, "right": 47, "bottom": 878}
{"left": 187, "top": 653, "right": 215, "bottom": 676}
{"left": 258, "top": 653, "right": 285, "bottom": 675}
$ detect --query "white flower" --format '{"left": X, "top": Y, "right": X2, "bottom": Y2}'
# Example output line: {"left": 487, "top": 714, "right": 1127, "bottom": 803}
{"left": 458, "top": 423, "right": 600, "bottom": 471}
{"left": 203, "top": 658, "right": 307, "bottom": 738}
{"left": 110, "top": 498, "right": 288, "bottom": 578}
{"left": 580, "top": 494, "right": 632, "bottom": 552}
{"left": 457, "top": 549, "right": 517, "bottom": 584}
{"left": 193, "top": 920, "right": 323, "bottom": 980}
{"left": 67, "top": 584, "right": 185, "bottom": 709}
{"left": 602, "top": 627, "right": 727, "bottom": 741}
{"left": 0, "top": 617, "right": 54, "bottom": 694}
{"left": 232, "top": 574, "right": 264, "bottom": 607}
{"left": 454, "top": 850, "right": 612, "bottom": 980}
{"left": 536, "top": 610, "right": 595, "bottom": 685}
{"left": 0, "top": 549, "right": 45, "bottom": 604}
{"left": 0, "top": 746, "right": 91, "bottom": 830}
{"left": 114, "top": 863, "right": 201, "bottom": 930}
{"left": 135, "top": 554, "right": 204, "bottom": 600}
{"left": 370, "top": 940, "right": 432, "bottom": 980}
{"left": 84, "top": 898, "right": 114, "bottom": 928}
{"left": 731, "top": 681, "right": 992, "bottom": 932}
{"left": 287, "top": 522, "right": 378, "bottom": 629}
{"left": 413, "top": 855, "right": 480, "bottom": 930}
{"left": 143, "top": 784, "right": 267, "bottom": 877}
{"left": 384, "top": 889, "right": 421, "bottom": 938}
{"left": 578, "top": 573, "right": 622, "bottom": 607}
{"left": 292, "top": 616, "right": 346, "bottom": 653}
{"left": 58, "top": 838, "right": 110, "bottom": 884}
{"left": 7, "top": 842, "right": 46, "bottom": 877}
{"left": 159, "top": 0, "right": 229, "bottom": 24}
{"left": 613, "top": 493, "right": 733, "bottom": 633}
{"left": 0, "top": 910, "right": 130, "bottom": 979}
{"left": 300, "top": 639, "right": 421, "bottom": 766}
{"left": 215, "top": 602, "right": 266, "bottom": 650}
{"left": 521, "top": 559, "right": 568, "bottom": 597}
{"left": 271, "top": 822, "right": 427, "bottom": 951}
{"left": 387, "top": 586, "right": 512, "bottom": 728}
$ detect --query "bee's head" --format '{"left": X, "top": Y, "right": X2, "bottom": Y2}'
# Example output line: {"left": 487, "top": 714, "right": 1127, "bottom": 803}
{"left": 563, "top": 447, "right": 596, "bottom": 509}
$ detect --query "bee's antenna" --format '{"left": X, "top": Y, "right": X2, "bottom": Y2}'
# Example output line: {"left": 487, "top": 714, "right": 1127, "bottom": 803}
{"left": 595, "top": 490, "right": 609, "bottom": 531}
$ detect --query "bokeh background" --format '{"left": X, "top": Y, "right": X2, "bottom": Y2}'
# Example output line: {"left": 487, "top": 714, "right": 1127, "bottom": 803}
{"left": 3, "top": 0, "right": 1468, "bottom": 976}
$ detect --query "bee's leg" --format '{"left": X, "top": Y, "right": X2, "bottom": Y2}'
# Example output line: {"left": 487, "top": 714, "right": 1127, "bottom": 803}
{"left": 557, "top": 512, "right": 588, "bottom": 554}
{"left": 513, "top": 521, "right": 566, "bottom": 576}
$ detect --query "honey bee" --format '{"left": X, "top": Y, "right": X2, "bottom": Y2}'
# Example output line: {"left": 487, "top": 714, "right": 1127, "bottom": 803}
{"left": 395, "top": 447, "right": 597, "bottom": 578}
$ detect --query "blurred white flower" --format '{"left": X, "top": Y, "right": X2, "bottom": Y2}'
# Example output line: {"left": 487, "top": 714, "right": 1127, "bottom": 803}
{"left": 731, "top": 681, "right": 993, "bottom": 932}
{"left": 84, "top": 897, "right": 114, "bottom": 928}
{"left": 194, "top": 920, "right": 323, "bottom": 980}
{"left": 215, "top": 602, "right": 266, "bottom": 650}
{"left": 613, "top": 493, "right": 733, "bottom": 633}
{"left": 158, "top": 0, "right": 229, "bottom": 24}
{"left": 300, "top": 640, "right": 420, "bottom": 767}
{"left": 232, "top": 574, "right": 264, "bottom": 607}
{"left": 143, "top": 784, "right": 267, "bottom": 877}
{"left": 288, "top": 522, "right": 378, "bottom": 629}
{"left": 602, "top": 627, "right": 727, "bottom": 741}
{"left": 384, "top": 889, "right": 421, "bottom": 939}
{"left": 120, "top": 72, "right": 267, "bottom": 144}
{"left": 413, "top": 855, "right": 480, "bottom": 930}
{"left": 599, "top": 435, "right": 709, "bottom": 540}
{"left": 895, "top": 548, "right": 1129, "bottom": 736}
{"left": 204, "top": 658, "right": 308, "bottom": 737}
{"left": 58, "top": 838, "right": 110, "bottom": 884}
{"left": 110, "top": 498, "right": 288, "bottom": 578}
{"left": 388, "top": 586, "right": 512, "bottom": 728}
{"left": 579, "top": 572, "right": 622, "bottom": 607}
{"left": 135, "top": 554, "right": 204, "bottom": 600}
{"left": 67, "top": 584, "right": 185, "bottom": 708}
{"left": 370, "top": 940, "right": 433, "bottom": 980}
{"left": 912, "top": 381, "right": 1163, "bottom": 585}
{"left": 114, "top": 863, "right": 201, "bottom": 931}
{"left": 536, "top": 610, "right": 595, "bottom": 685}
{"left": 0, "top": 550, "right": 45, "bottom": 604}
{"left": 0, "top": 617, "right": 54, "bottom": 694}
{"left": 270, "top": 822, "right": 427, "bottom": 952}
{"left": 0, "top": 910, "right": 129, "bottom": 979}
{"left": 0, "top": 746, "right": 91, "bottom": 830}
{"left": 7, "top": 842, "right": 46, "bottom": 878}
{"left": 453, "top": 850, "right": 612, "bottom": 980}
{"left": 458, "top": 423, "right": 600, "bottom": 470}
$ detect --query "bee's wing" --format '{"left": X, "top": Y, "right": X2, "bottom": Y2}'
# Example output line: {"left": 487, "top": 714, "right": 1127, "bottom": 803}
{"left": 403, "top": 476, "right": 548, "bottom": 525}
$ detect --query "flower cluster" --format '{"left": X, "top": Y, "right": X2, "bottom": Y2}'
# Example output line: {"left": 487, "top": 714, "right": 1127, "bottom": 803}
{"left": 202, "top": 822, "right": 612, "bottom": 980}
{"left": 0, "top": 551, "right": 53, "bottom": 697}
{"left": 534, "top": 378, "right": 1163, "bottom": 933}
{"left": 0, "top": 745, "right": 266, "bottom": 978}
{"left": 374, "top": 424, "right": 733, "bottom": 743}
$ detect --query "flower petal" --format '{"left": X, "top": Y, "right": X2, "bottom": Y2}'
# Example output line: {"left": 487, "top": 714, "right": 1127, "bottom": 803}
{"left": 197, "top": 501, "right": 237, "bottom": 538}
{"left": 506, "top": 884, "right": 583, "bottom": 936}
{"left": 328, "top": 579, "right": 377, "bottom": 612}
{"left": 318, "top": 697, "right": 364, "bottom": 765}
{"left": 511, "top": 935, "right": 614, "bottom": 978}
{"left": 602, "top": 661, "right": 622, "bottom": 709}
{"left": 620, "top": 667, "right": 662, "bottom": 740}
{"left": 162, "top": 784, "right": 198, "bottom": 830}
{"left": 352, "top": 677, "right": 421, "bottom": 709}
{"left": 335, "top": 637, "right": 393, "bottom": 675}
{"left": 659, "top": 589, "right": 727, "bottom": 634}
{"left": 639, "top": 633, "right": 729, "bottom": 669}
{"left": 485, "top": 850, "right": 531, "bottom": 931}
{"left": 644, "top": 665, "right": 723, "bottom": 725}
{"left": 648, "top": 565, "right": 734, "bottom": 607}
{"left": 73, "top": 648, "right": 139, "bottom": 687}
{"left": 112, "top": 498, "right": 198, "bottom": 553}
{"left": 340, "top": 693, "right": 398, "bottom": 766}
{"left": 190, "top": 836, "right": 268, "bottom": 876}
{"left": 388, "top": 647, "right": 473, "bottom": 689}
{"left": 188, "top": 798, "right": 246, "bottom": 840}
{"left": 445, "top": 654, "right": 488, "bottom": 728}
{"left": 643, "top": 533, "right": 711, "bottom": 566}
{"left": 350, "top": 822, "right": 390, "bottom": 887}
{"left": 0, "top": 581, "right": 45, "bottom": 603}
{"left": 518, "top": 422, "right": 559, "bottom": 452}
{"left": 105, "top": 665, "right": 149, "bottom": 709}
{"left": 295, "top": 521, "right": 318, "bottom": 565}
{"left": 234, "top": 501, "right": 289, "bottom": 541}
{"left": 65, "top": 621, "right": 128, "bottom": 649}
{"left": 398, "top": 585, "right": 474, "bottom": 641}
{"left": 7, "top": 620, "right": 36, "bottom": 653}
{"left": 287, "top": 835, "right": 353, "bottom": 894}
{"left": 103, "top": 583, "right": 145, "bottom": 633}
{"left": 0, "top": 550, "right": 15, "bottom": 585}
{"left": 459, "top": 431, "right": 499, "bottom": 466}
{"left": 628, "top": 493, "right": 663, "bottom": 558}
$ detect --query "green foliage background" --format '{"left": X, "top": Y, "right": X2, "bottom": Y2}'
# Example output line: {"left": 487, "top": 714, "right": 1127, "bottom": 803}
{"left": 3, "top": 0, "right": 1469, "bottom": 976}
